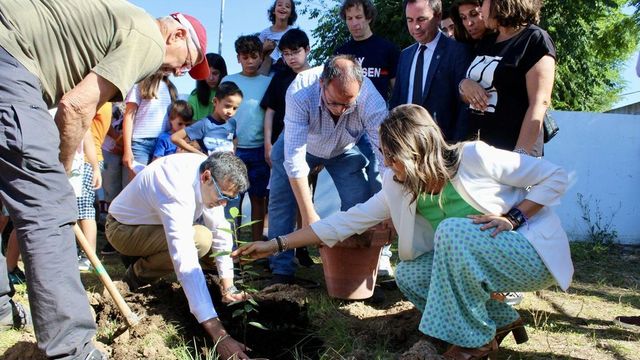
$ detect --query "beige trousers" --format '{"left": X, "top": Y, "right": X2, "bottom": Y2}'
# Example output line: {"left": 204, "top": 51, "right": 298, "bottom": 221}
{"left": 105, "top": 215, "right": 217, "bottom": 279}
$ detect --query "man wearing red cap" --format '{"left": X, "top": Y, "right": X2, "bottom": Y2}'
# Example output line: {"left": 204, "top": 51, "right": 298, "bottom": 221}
{"left": 0, "top": 1, "right": 246, "bottom": 359}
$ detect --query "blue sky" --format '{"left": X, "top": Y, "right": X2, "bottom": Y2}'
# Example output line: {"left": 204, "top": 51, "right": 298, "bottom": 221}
{"left": 130, "top": 0, "right": 639, "bottom": 109}
{"left": 129, "top": 0, "right": 319, "bottom": 96}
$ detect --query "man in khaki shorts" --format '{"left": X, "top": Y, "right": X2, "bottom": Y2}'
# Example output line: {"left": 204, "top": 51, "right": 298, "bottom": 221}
{"left": 106, "top": 151, "right": 250, "bottom": 359}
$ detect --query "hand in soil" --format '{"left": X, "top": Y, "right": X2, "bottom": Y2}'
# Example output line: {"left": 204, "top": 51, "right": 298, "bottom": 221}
{"left": 222, "top": 290, "right": 249, "bottom": 304}
{"left": 231, "top": 240, "right": 278, "bottom": 261}
{"left": 217, "top": 336, "right": 251, "bottom": 360}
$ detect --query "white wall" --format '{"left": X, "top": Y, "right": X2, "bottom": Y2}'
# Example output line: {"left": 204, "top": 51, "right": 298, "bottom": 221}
{"left": 544, "top": 111, "right": 640, "bottom": 244}
{"left": 255, "top": 110, "right": 640, "bottom": 244}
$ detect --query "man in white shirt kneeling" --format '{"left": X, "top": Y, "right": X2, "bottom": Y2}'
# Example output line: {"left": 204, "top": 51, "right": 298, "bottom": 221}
{"left": 106, "top": 151, "right": 250, "bottom": 359}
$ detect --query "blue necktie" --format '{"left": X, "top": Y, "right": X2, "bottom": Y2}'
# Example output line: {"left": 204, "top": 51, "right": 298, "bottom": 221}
{"left": 412, "top": 45, "right": 427, "bottom": 105}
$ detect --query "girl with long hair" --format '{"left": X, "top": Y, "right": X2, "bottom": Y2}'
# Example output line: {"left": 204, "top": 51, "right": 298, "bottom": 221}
{"left": 122, "top": 71, "right": 177, "bottom": 170}
{"left": 187, "top": 53, "right": 228, "bottom": 121}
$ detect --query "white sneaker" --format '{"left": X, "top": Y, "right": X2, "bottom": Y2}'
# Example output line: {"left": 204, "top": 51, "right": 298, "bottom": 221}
{"left": 78, "top": 256, "right": 92, "bottom": 272}
{"left": 377, "top": 254, "right": 394, "bottom": 277}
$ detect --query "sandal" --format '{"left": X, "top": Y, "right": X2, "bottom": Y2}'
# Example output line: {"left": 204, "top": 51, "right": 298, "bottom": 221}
{"left": 495, "top": 318, "right": 529, "bottom": 345}
{"left": 443, "top": 339, "right": 498, "bottom": 360}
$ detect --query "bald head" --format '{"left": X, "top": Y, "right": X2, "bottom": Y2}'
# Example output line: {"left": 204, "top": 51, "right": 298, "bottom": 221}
{"left": 320, "top": 55, "right": 364, "bottom": 89}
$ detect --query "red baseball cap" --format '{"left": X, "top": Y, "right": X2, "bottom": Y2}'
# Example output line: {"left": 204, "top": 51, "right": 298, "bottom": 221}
{"left": 171, "top": 13, "right": 210, "bottom": 80}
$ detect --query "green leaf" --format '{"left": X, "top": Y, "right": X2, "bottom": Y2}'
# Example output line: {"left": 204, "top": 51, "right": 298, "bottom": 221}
{"left": 232, "top": 309, "right": 244, "bottom": 318}
{"left": 209, "top": 251, "right": 230, "bottom": 258}
{"left": 244, "top": 270, "right": 260, "bottom": 277}
{"left": 237, "top": 220, "right": 262, "bottom": 229}
{"left": 229, "top": 207, "right": 240, "bottom": 218}
{"left": 217, "top": 228, "right": 233, "bottom": 235}
{"left": 249, "top": 322, "right": 269, "bottom": 330}
{"left": 248, "top": 298, "right": 259, "bottom": 307}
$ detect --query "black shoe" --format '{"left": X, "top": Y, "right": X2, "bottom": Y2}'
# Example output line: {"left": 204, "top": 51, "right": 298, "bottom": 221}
{"left": 120, "top": 255, "right": 140, "bottom": 269}
{"left": 0, "top": 300, "right": 32, "bottom": 330}
{"left": 100, "top": 243, "right": 118, "bottom": 256}
{"left": 295, "top": 247, "right": 314, "bottom": 267}
{"left": 122, "top": 265, "right": 149, "bottom": 292}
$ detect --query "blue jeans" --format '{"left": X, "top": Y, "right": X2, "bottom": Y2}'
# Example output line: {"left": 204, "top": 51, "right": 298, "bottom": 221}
{"left": 131, "top": 137, "right": 157, "bottom": 165}
{"left": 268, "top": 135, "right": 370, "bottom": 276}
{"left": 356, "top": 134, "right": 382, "bottom": 195}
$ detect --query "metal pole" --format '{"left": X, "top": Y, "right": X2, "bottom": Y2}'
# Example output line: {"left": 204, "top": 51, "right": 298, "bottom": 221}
{"left": 218, "top": 0, "right": 225, "bottom": 54}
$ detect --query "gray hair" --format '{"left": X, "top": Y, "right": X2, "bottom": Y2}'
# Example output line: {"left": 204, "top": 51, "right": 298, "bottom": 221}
{"left": 403, "top": 0, "right": 442, "bottom": 15}
{"left": 320, "top": 55, "right": 364, "bottom": 87}
{"left": 199, "top": 152, "right": 249, "bottom": 194}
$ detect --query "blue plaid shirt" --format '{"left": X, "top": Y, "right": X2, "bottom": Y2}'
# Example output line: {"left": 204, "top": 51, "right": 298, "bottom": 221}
{"left": 284, "top": 66, "right": 388, "bottom": 178}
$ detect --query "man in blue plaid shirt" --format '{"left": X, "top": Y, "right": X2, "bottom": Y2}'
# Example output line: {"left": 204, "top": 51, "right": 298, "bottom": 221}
{"left": 267, "top": 55, "right": 388, "bottom": 284}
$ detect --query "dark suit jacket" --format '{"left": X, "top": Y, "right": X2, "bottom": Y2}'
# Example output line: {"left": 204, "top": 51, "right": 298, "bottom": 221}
{"left": 390, "top": 35, "right": 472, "bottom": 142}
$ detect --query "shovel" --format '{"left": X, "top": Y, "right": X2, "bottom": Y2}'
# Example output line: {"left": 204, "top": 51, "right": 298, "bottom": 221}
{"left": 73, "top": 224, "right": 140, "bottom": 328}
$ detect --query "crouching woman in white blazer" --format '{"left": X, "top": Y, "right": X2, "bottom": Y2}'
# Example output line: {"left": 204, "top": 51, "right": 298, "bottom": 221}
{"left": 233, "top": 104, "right": 573, "bottom": 360}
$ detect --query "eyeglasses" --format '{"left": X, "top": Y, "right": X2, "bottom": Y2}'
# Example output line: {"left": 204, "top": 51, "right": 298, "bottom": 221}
{"left": 322, "top": 87, "right": 357, "bottom": 113}
{"left": 282, "top": 48, "right": 304, "bottom": 58}
{"left": 170, "top": 13, "right": 196, "bottom": 76}
{"left": 179, "top": 36, "right": 194, "bottom": 75}
{"left": 211, "top": 177, "right": 240, "bottom": 202}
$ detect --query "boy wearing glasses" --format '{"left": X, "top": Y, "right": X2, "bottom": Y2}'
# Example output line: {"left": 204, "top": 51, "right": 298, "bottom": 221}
{"left": 261, "top": 29, "right": 311, "bottom": 167}
{"left": 105, "top": 151, "right": 250, "bottom": 358}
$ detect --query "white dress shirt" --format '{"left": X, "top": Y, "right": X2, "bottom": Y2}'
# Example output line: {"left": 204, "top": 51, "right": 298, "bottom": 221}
{"left": 109, "top": 153, "right": 234, "bottom": 323}
{"left": 407, "top": 32, "right": 441, "bottom": 104}
{"left": 283, "top": 66, "right": 388, "bottom": 178}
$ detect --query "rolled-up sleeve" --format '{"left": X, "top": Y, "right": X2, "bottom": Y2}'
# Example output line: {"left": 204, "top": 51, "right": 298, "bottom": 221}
{"left": 310, "top": 190, "right": 391, "bottom": 247}
{"left": 283, "top": 88, "right": 311, "bottom": 178}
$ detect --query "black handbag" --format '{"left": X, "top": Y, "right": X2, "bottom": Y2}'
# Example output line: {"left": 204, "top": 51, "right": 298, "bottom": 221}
{"left": 543, "top": 111, "right": 559, "bottom": 143}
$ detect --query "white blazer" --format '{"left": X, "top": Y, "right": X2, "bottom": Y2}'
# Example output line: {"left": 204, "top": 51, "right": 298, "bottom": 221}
{"left": 311, "top": 142, "right": 574, "bottom": 290}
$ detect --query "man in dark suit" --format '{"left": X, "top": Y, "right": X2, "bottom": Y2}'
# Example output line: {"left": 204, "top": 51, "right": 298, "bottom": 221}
{"left": 390, "top": 0, "right": 471, "bottom": 142}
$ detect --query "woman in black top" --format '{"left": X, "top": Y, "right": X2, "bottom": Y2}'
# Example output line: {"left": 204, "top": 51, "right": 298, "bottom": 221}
{"left": 459, "top": 0, "right": 556, "bottom": 157}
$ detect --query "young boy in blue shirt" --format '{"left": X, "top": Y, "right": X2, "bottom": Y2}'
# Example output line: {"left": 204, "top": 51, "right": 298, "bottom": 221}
{"left": 221, "top": 35, "right": 272, "bottom": 243}
{"left": 171, "top": 82, "right": 243, "bottom": 155}
{"left": 152, "top": 100, "right": 193, "bottom": 161}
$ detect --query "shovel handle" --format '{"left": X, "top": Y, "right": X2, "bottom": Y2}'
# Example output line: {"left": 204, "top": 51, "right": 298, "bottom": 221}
{"left": 73, "top": 224, "right": 139, "bottom": 327}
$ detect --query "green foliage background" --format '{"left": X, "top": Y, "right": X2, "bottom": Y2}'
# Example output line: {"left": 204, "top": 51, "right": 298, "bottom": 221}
{"left": 301, "top": 0, "right": 640, "bottom": 112}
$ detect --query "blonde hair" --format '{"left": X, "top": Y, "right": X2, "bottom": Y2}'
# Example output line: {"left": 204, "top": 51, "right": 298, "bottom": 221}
{"left": 138, "top": 71, "right": 178, "bottom": 101}
{"left": 379, "top": 104, "right": 465, "bottom": 203}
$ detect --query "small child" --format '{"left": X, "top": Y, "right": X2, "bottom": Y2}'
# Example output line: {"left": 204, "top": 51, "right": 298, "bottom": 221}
{"left": 220, "top": 35, "right": 272, "bottom": 243}
{"left": 172, "top": 82, "right": 243, "bottom": 155}
{"left": 152, "top": 100, "right": 193, "bottom": 161}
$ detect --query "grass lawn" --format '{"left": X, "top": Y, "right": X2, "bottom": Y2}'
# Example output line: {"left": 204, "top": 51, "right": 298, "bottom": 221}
{"left": 1, "top": 239, "right": 638, "bottom": 359}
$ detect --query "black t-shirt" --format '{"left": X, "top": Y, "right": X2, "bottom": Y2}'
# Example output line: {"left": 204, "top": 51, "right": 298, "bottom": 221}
{"left": 467, "top": 24, "right": 556, "bottom": 151}
{"left": 335, "top": 35, "right": 400, "bottom": 101}
{"left": 260, "top": 66, "right": 297, "bottom": 144}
